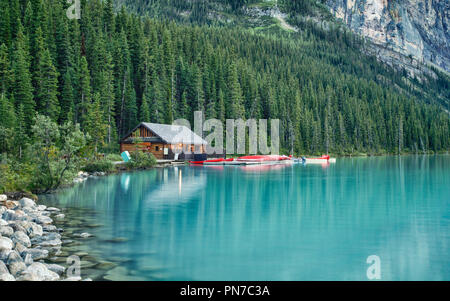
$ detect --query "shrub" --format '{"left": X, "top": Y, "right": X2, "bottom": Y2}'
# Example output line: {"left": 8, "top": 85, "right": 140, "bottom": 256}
{"left": 31, "top": 115, "right": 88, "bottom": 193}
{"left": 126, "top": 152, "right": 157, "bottom": 169}
{"left": 105, "top": 153, "right": 123, "bottom": 162}
{"left": 0, "top": 161, "right": 35, "bottom": 194}
{"left": 82, "top": 159, "right": 116, "bottom": 173}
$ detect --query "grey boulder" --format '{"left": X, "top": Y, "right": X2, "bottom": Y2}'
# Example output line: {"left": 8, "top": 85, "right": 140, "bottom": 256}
{"left": 25, "top": 223, "right": 43, "bottom": 238}
{"left": 46, "top": 264, "right": 65, "bottom": 275}
{"left": 0, "top": 236, "right": 13, "bottom": 251}
{"left": 17, "top": 262, "right": 60, "bottom": 281}
{"left": 0, "top": 260, "right": 9, "bottom": 274}
{"left": 19, "top": 198, "right": 36, "bottom": 208}
{"left": 34, "top": 215, "right": 53, "bottom": 225}
{"left": 23, "top": 248, "right": 49, "bottom": 260}
{"left": 12, "top": 231, "right": 31, "bottom": 248}
{"left": 24, "top": 253, "right": 34, "bottom": 266}
{"left": 7, "top": 250, "right": 26, "bottom": 277}
{"left": 14, "top": 242, "right": 27, "bottom": 254}
{"left": 0, "top": 273, "right": 15, "bottom": 281}
{"left": 0, "top": 226, "right": 14, "bottom": 237}
{"left": 8, "top": 261, "right": 26, "bottom": 277}
{"left": 0, "top": 249, "right": 11, "bottom": 261}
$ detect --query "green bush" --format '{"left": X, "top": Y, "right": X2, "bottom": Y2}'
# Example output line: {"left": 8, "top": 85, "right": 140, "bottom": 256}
{"left": 126, "top": 152, "right": 157, "bottom": 169}
{"left": 105, "top": 153, "right": 123, "bottom": 162}
{"left": 0, "top": 161, "right": 35, "bottom": 194}
{"left": 82, "top": 159, "right": 116, "bottom": 173}
{"left": 30, "top": 115, "right": 88, "bottom": 193}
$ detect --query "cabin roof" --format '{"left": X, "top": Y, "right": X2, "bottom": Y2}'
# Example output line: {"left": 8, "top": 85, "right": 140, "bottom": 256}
{"left": 121, "top": 122, "right": 207, "bottom": 145}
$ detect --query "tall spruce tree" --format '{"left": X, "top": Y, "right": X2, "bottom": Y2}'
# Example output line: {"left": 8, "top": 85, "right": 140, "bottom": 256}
{"left": 12, "top": 20, "right": 35, "bottom": 131}
{"left": 78, "top": 56, "right": 92, "bottom": 126}
{"left": 0, "top": 44, "right": 11, "bottom": 98}
{"left": 36, "top": 49, "right": 60, "bottom": 121}
{"left": 60, "top": 70, "right": 75, "bottom": 123}
{"left": 85, "top": 93, "right": 107, "bottom": 154}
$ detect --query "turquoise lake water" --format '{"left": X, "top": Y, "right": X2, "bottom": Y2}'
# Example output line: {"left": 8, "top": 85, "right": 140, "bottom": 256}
{"left": 40, "top": 155, "right": 450, "bottom": 281}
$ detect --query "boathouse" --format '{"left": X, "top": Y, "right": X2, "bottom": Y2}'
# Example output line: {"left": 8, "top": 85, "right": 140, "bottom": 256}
{"left": 120, "top": 123, "right": 208, "bottom": 160}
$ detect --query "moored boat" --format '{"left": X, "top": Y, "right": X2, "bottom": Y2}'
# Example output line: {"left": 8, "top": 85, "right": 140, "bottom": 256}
{"left": 236, "top": 155, "right": 291, "bottom": 163}
{"left": 190, "top": 155, "right": 295, "bottom": 166}
{"left": 189, "top": 158, "right": 234, "bottom": 165}
{"left": 303, "top": 155, "right": 336, "bottom": 164}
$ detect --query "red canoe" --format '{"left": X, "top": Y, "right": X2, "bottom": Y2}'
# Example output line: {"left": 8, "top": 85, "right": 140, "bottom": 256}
{"left": 237, "top": 155, "right": 291, "bottom": 162}
{"left": 189, "top": 158, "right": 234, "bottom": 165}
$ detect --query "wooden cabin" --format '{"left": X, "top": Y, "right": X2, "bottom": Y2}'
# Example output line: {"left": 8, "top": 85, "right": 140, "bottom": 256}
{"left": 120, "top": 123, "right": 207, "bottom": 160}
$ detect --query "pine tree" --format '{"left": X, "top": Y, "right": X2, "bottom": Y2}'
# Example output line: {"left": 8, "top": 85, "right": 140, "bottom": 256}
{"left": 14, "top": 103, "right": 27, "bottom": 158}
{"left": 114, "top": 29, "right": 131, "bottom": 136}
{"left": 162, "top": 29, "right": 176, "bottom": 124}
{"left": 100, "top": 53, "right": 116, "bottom": 146}
{"left": 9, "top": 0, "right": 20, "bottom": 40}
{"left": 193, "top": 66, "right": 205, "bottom": 112}
{"left": 139, "top": 38, "right": 151, "bottom": 125}
{"left": 54, "top": 4, "right": 70, "bottom": 78}
{"left": 149, "top": 74, "right": 164, "bottom": 123}
{"left": 60, "top": 70, "right": 75, "bottom": 123}
{"left": 338, "top": 112, "right": 347, "bottom": 152}
{"left": 165, "top": 94, "right": 174, "bottom": 124}
{"left": 0, "top": 44, "right": 11, "bottom": 98}
{"left": 78, "top": 56, "right": 91, "bottom": 126}
{"left": 398, "top": 115, "right": 404, "bottom": 154}
{"left": 104, "top": 0, "right": 116, "bottom": 35}
{"left": 140, "top": 90, "right": 151, "bottom": 122}
{"left": 89, "top": 32, "right": 108, "bottom": 95}
{"left": 228, "top": 62, "right": 245, "bottom": 119}
{"left": 124, "top": 85, "right": 138, "bottom": 134}
{"left": 0, "top": 95, "right": 16, "bottom": 154}
{"left": 206, "top": 98, "right": 217, "bottom": 120}
{"left": 0, "top": 0, "right": 11, "bottom": 49}
{"left": 0, "top": 94, "right": 16, "bottom": 129}
{"left": 179, "top": 90, "right": 189, "bottom": 120}
{"left": 36, "top": 49, "right": 60, "bottom": 121}
{"left": 12, "top": 21, "right": 35, "bottom": 131}
{"left": 31, "top": 26, "right": 45, "bottom": 91}
{"left": 85, "top": 93, "right": 107, "bottom": 154}
{"left": 216, "top": 89, "right": 226, "bottom": 123}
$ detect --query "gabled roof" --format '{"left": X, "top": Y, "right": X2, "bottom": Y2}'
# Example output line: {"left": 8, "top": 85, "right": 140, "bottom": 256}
{"left": 122, "top": 122, "right": 207, "bottom": 145}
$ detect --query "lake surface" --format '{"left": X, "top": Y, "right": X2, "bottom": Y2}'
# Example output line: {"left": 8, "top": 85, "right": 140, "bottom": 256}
{"left": 40, "top": 155, "right": 450, "bottom": 281}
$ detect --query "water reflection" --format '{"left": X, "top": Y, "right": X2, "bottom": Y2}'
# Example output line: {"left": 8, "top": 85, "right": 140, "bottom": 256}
{"left": 40, "top": 155, "right": 450, "bottom": 280}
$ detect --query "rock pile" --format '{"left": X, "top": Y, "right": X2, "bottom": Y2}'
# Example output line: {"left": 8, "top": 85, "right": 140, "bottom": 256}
{"left": 0, "top": 195, "right": 88, "bottom": 281}
{"left": 73, "top": 171, "right": 106, "bottom": 184}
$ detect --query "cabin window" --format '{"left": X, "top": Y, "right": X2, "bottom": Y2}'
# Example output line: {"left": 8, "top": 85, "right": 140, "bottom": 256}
{"left": 155, "top": 146, "right": 160, "bottom": 151}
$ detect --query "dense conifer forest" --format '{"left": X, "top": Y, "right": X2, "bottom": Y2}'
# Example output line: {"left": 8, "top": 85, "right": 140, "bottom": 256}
{"left": 0, "top": 0, "right": 449, "bottom": 192}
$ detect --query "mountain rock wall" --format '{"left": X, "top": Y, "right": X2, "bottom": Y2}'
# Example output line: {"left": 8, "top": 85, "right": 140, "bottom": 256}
{"left": 326, "top": 0, "right": 449, "bottom": 72}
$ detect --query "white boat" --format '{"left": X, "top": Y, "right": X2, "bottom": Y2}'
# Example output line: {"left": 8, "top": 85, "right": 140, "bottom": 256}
{"left": 303, "top": 155, "right": 336, "bottom": 164}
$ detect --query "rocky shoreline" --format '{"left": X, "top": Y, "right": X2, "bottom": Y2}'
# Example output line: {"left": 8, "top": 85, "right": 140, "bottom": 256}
{"left": 73, "top": 171, "right": 106, "bottom": 184}
{"left": 0, "top": 194, "right": 90, "bottom": 281}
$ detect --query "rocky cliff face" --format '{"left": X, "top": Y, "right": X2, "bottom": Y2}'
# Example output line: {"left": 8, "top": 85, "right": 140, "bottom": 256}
{"left": 326, "top": 0, "right": 450, "bottom": 73}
